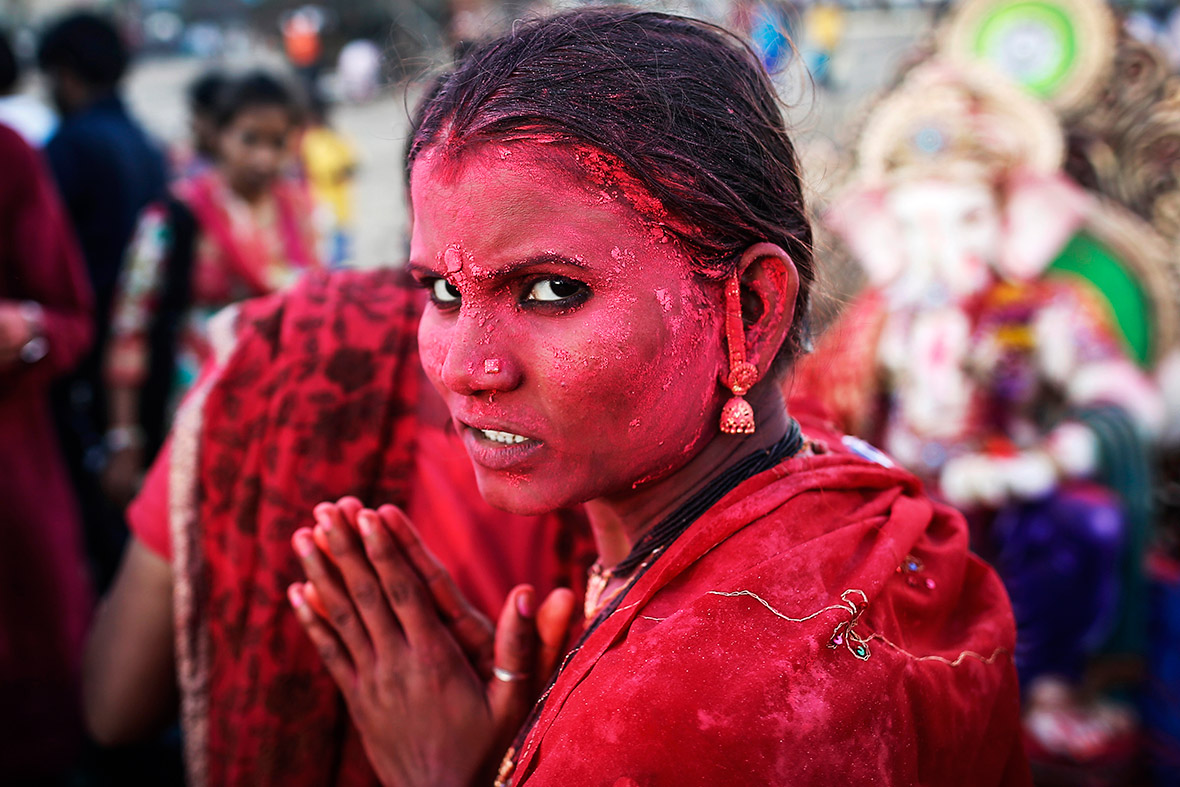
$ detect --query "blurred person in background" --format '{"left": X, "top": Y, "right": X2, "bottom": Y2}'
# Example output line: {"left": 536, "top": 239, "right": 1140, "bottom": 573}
{"left": 102, "top": 71, "right": 322, "bottom": 507}
{"left": 0, "top": 122, "right": 94, "bottom": 783}
{"left": 282, "top": 8, "right": 324, "bottom": 99}
{"left": 801, "top": 1, "right": 845, "bottom": 89}
{"left": 0, "top": 28, "right": 56, "bottom": 147}
{"left": 300, "top": 90, "right": 357, "bottom": 268}
{"left": 37, "top": 11, "right": 168, "bottom": 589}
{"left": 336, "top": 38, "right": 381, "bottom": 103}
{"left": 174, "top": 69, "right": 228, "bottom": 180}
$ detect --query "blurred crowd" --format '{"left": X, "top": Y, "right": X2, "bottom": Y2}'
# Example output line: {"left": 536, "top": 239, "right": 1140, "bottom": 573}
{"left": 0, "top": 9, "right": 364, "bottom": 783}
{"left": 1, "top": 1, "right": 1180, "bottom": 785}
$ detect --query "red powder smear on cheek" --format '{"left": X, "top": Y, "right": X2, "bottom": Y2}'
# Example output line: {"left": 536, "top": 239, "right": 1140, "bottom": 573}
{"left": 417, "top": 318, "right": 448, "bottom": 385}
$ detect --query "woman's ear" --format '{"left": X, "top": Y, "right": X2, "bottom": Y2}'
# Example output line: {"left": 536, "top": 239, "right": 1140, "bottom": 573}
{"left": 735, "top": 242, "right": 799, "bottom": 378}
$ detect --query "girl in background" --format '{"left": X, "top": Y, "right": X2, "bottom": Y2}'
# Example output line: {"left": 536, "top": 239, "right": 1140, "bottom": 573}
{"left": 102, "top": 71, "right": 320, "bottom": 505}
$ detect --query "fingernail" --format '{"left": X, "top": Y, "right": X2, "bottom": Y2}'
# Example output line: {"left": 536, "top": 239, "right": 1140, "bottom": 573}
{"left": 358, "top": 511, "right": 376, "bottom": 538}
{"left": 516, "top": 588, "right": 535, "bottom": 618}
{"left": 317, "top": 510, "right": 334, "bottom": 532}
{"left": 293, "top": 530, "right": 314, "bottom": 558}
{"left": 287, "top": 583, "right": 305, "bottom": 608}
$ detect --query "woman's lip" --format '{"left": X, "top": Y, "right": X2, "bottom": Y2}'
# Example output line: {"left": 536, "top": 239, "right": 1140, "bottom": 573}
{"left": 461, "top": 425, "right": 544, "bottom": 471}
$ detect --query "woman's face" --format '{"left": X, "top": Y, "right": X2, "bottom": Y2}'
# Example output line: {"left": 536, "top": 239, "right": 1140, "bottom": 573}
{"left": 217, "top": 105, "right": 293, "bottom": 200}
{"left": 410, "top": 143, "right": 728, "bottom": 515}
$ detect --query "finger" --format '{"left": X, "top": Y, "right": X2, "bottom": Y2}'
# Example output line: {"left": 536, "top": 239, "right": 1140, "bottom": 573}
{"left": 293, "top": 525, "right": 374, "bottom": 672}
{"left": 355, "top": 506, "right": 446, "bottom": 648}
{"left": 535, "top": 588, "right": 576, "bottom": 680}
{"left": 335, "top": 496, "right": 364, "bottom": 530}
{"left": 288, "top": 582, "right": 357, "bottom": 696}
{"left": 374, "top": 504, "right": 493, "bottom": 672}
{"left": 375, "top": 505, "right": 466, "bottom": 618}
{"left": 487, "top": 585, "right": 540, "bottom": 728}
{"left": 303, "top": 580, "right": 329, "bottom": 619}
{"left": 315, "top": 505, "right": 406, "bottom": 654}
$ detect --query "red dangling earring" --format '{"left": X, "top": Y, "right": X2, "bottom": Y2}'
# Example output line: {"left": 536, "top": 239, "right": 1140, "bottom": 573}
{"left": 720, "top": 271, "right": 759, "bottom": 434}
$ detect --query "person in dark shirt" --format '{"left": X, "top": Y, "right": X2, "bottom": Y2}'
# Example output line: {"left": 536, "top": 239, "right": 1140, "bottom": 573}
{"left": 37, "top": 12, "right": 167, "bottom": 589}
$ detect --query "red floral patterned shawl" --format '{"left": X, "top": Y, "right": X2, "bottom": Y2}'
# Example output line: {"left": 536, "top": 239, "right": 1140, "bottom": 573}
{"left": 507, "top": 424, "right": 1030, "bottom": 786}
{"left": 166, "top": 269, "right": 590, "bottom": 786}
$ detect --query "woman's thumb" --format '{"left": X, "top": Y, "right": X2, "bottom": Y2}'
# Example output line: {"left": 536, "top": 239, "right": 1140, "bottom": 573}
{"left": 487, "top": 585, "right": 539, "bottom": 726}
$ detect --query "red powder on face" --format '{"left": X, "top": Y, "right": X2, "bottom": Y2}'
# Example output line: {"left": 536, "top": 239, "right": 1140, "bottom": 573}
{"left": 408, "top": 142, "right": 728, "bottom": 515}
{"left": 429, "top": 131, "right": 688, "bottom": 248}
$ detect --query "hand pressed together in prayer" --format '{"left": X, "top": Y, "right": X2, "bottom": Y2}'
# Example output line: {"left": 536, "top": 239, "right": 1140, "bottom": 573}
{"left": 288, "top": 497, "right": 575, "bottom": 787}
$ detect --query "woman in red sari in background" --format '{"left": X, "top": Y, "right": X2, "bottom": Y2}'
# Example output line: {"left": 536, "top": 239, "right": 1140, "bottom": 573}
{"left": 102, "top": 71, "right": 320, "bottom": 506}
{"left": 0, "top": 123, "right": 93, "bottom": 780}
{"left": 290, "top": 10, "right": 1030, "bottom": 786}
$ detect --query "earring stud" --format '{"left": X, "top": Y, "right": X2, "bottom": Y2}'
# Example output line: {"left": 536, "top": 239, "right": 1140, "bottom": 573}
{"left": 484, "top": 358, "right": 501, "bottom": 374}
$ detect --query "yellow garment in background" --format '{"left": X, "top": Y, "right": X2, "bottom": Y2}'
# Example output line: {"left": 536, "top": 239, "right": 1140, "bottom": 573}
{"left": 805, "top": 3, "right": 845, "bottom": 53}
{"left": 301, "top": 125, "right": 357, "bottom": 227}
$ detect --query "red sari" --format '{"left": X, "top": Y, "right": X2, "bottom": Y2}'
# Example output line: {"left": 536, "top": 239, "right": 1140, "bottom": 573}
{"left": 0, "top": 124, "right": 94, "bottom": 777}
{"left": 128, "top": 268, "right": 590, "bottom": 786}
{"left": 506, "top": 421, "right": 1029, "bottom": 786}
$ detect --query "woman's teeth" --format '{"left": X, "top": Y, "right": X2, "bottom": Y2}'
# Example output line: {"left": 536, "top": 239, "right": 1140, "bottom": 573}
{"left": 480, "top": 428, "right": 529, "bottom": 444}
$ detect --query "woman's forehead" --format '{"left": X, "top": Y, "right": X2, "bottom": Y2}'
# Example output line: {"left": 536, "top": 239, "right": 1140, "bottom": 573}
{"left": 410, "top": 139, "right": 673, "bottom": 230}
{"left": 408, "top": 144, "right": 699, "bottom": 282}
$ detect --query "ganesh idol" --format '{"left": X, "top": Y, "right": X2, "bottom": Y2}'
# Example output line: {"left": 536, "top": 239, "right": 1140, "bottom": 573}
{"left": 794, "top": 59, "right": 1166, "bottom": 761}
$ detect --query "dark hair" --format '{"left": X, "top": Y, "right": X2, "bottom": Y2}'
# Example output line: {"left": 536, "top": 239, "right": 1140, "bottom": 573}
{"left": 407, "top": 7, "right": 814, "bottom": 365}
{"left": 188, "top": 69, "right": 228, "bottom": 115}
{"left": 37, "top": 12, "right": 127, "bottom": 89}
{"left": 212, "top": 71, "right": 303, "bottom": 130}
{"left": 0, "top": 29, "right": 17, "bottom": 94}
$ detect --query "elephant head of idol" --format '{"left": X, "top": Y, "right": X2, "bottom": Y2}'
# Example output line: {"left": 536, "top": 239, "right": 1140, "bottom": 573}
{"left": 826, "top": 60, "right": 1091, "bottom": 308}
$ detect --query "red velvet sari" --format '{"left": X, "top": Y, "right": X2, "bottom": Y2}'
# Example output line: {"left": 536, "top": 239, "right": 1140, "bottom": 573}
{"left": 506, "top": 422, "right": 1030, "bottom": 786}
{"left": 156, "top": 269, "right": 590, "bottom": 786}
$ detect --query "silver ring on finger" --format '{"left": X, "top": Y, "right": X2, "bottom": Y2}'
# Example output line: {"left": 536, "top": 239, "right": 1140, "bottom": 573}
{"left": 493, "top": 666, "right": 531, "bottom": 683}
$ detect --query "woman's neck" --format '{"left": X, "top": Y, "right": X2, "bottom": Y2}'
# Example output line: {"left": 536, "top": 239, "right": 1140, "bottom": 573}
{"left": 583, "top": 385, "right": 790, "bottom": 569}
{"left": 219, "top": 169, "right": 270, "bottom": 207}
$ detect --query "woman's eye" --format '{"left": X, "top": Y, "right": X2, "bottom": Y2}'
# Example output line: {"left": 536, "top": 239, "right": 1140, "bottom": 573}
{"left": 527, "top": 277, "right": 585, "bottom": 303}
{"left": 431, "top": 278, "right": 461, "bottom": 304}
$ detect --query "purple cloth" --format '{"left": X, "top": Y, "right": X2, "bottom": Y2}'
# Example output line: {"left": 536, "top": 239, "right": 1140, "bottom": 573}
{"left": 991, "top": 482, "right": 1124, "bottom": 687}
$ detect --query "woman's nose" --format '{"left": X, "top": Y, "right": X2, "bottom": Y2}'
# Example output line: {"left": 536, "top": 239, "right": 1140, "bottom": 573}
{"left": 439, "top": 315, "right": 522, "bottom": 396}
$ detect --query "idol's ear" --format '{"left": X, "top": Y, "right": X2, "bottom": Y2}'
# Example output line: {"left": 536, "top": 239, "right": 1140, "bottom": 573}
{"left": 998, "top": 170, "right": 1091, "bottom": 280}
{"left": 734, "top": 242, "right": 800, "bottom": 379}
{"left": 824, "top": 186, "right": 905, "bottom": 287}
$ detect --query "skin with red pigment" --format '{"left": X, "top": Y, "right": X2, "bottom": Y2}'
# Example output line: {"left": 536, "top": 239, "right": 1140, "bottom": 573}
{"left": 411, "top": 141, "right": 797, "bottom": 570}
{"left": 410, "top": 143, "right": 727, "bottom": 523}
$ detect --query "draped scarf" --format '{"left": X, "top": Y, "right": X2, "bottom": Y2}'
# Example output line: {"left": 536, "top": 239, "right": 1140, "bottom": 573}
{"left": 508, "top": 428, "right": 1029, "bottom": 786}
{"left": 167, "top": 269, "right": 589, "bottom": 785}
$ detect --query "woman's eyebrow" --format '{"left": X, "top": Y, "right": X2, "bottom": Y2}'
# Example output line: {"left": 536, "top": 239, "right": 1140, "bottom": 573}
{"left": 406, "top": 261, "right": 440, "bottom": 277}
{"left": 478, "top": 253, "right": 590, "bottom": 281}
{"left": 411, "top": 253, "right": 590, "bottom": 282}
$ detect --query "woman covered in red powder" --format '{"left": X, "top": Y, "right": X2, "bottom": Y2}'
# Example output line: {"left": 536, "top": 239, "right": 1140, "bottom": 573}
{"left": 288, "top": 9, "right": 1030, "bottom": 786}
